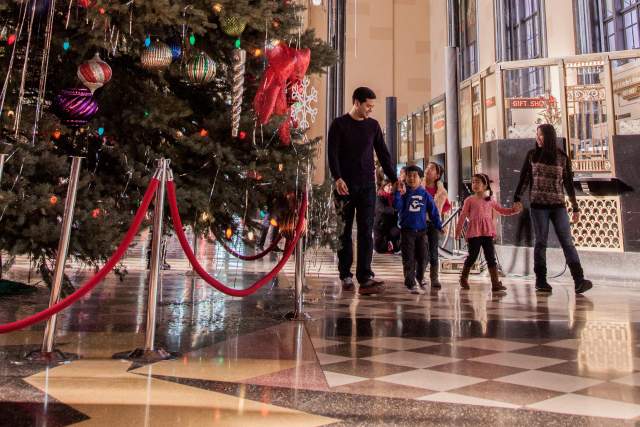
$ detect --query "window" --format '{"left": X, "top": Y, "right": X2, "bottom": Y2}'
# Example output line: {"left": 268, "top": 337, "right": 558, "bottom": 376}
{"left": 576, "top": 0, "right": 640, "bottom": 53}
{"left": 460, "top": 0, "right": 478, "bottom": 80}
{"left": 496, "top": 0, "right": 546, "bottom": 97}
{"left": 498, "top": 0, "right": 545, "bottom": 62}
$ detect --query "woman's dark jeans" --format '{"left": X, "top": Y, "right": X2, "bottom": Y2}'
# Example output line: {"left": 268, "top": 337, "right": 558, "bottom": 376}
{"left": 530, "top": 207, "right": 581, "bottom": 279}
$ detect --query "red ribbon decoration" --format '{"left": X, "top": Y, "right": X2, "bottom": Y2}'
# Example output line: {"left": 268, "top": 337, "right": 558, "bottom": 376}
{"left": 253, "top": 44, "right": 310, "bottom": 145}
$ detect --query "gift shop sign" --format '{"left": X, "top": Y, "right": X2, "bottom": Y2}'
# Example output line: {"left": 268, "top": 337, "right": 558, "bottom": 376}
{"left": 509, "top": 97, "right": 556, "bottom": 109}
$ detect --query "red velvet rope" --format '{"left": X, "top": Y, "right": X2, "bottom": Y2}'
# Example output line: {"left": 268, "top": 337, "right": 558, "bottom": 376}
{"left": 215, "top": 233, "right": 282, "bottom": 261}
{"left": 166, "top": 180, "right": 306, "bottom": 297}
{"left": 0, "top": 178, "right": 160, "bottom": 334}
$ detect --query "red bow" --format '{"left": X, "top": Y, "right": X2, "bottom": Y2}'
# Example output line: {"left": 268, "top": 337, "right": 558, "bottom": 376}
{"left": 253, "top": 44, "right": 310, "bottom": 145}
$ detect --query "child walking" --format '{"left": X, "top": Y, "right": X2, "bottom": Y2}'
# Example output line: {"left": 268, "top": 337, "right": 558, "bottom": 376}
{"left": 394, "top": 165, "right": 443, "bottom": 294}
{"left": 423, "top": 162, "right": 451, "bottom": 288}
{"left": 455, "top": 173, "right": 521, "bottom": 292}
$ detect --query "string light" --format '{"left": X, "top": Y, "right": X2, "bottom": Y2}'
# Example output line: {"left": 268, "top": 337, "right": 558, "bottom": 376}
{"left": 234, "top": 38, "right": 241, "bottom": 49}
{"left": 225, "top": 227, "right": 233, "bottom": 239}
{"left": 52, "top": 130, "right": 61, "bottom": 140}
{"left": 213, "top": 3, "right": 223, "bottom": 13}
{"left": 98, "top": 127, "right": 104, "bottom": 136}
{"left": 63, "top": 40, "right": 70, "bottom": 51}
{"left": 270, "top": 218, "right": 278, "bottom": 227}
{"left": 49, "top": 196, "right": 58, "bottom": 205}
{"left": 199, "top": 128, "right": 208, "bottom": 137}
{"left": 189, "top": 34, "right": 196, "bottom": 46}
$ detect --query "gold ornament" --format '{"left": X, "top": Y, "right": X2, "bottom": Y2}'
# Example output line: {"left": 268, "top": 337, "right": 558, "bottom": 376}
{"left": 220, "top": 15, "right": 246, "bottom": 37}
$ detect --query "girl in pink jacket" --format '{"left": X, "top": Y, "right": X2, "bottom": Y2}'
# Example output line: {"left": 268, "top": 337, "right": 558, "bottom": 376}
{"left": 455, "top": 173, "right": 521, "bottom": 292}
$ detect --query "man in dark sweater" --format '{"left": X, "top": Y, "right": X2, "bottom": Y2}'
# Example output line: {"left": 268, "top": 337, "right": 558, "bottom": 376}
{"left": 328, "top": 87, "right": 398, "bottom": 295}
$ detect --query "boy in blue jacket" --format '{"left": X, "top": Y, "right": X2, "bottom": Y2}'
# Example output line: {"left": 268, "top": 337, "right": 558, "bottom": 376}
{"left": 394, "top": 165, "right": 443, "bottom": 294}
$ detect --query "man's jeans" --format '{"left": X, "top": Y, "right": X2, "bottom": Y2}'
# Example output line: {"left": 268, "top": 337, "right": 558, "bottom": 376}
{"left": 530, "top": 207, "right": 581, "bottom": 277}
{"left": 334, "top": 183, "right": 376, "bottom": 284}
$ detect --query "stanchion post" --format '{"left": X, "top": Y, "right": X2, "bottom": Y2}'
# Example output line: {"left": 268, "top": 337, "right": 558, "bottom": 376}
{"left": 0, "top": 153, "right": 7, "bottom": 186}
{"left": 113, "top": 159, "right": 175, "bottom": 362}
{"left": 286, "top": 168, "right": 311, "bottom": 321}
{"left": 26, "top": 156, "right": 83, "bottom": 363}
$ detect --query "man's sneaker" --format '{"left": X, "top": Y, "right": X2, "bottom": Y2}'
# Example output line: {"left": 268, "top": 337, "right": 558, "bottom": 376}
{"left": 358, "top": 284, "right": 384, "bottom": 295}
{"left": 341, "top": 277, "right": 355, "bottom": 291}
{"left": 368, "top": 277, "right": 385, "bottom": 286}
{"left": 408, "top": 285, "right": 425, "bottom": 295}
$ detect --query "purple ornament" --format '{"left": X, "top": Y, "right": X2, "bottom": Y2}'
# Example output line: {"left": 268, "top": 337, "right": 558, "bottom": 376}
{"left": 53, "top": 88, "right": 99, "bottom": 128}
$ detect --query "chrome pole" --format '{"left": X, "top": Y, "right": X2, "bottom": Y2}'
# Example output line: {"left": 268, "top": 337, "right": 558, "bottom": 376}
{"left": 25, "top": 157, "right": 83, "bottom": 362}
{"left": 144, "top": 159, "right": 167, "bottom": 351}
{"left": 0, "top": 153, "right": 7, "bottom": 186}
{"left": 286, "top": 166, "right": 310, "bottom": 321}
{"left": 112, "top": 160, "right": 174, "bottom": 362}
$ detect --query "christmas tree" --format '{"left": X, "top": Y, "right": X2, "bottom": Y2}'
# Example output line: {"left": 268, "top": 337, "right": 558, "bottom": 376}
{"left": 0, "top": 0, "right": 335, "bottom": 285}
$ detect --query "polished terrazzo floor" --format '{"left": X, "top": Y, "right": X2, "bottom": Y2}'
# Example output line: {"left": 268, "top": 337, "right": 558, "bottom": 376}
{"left": 1, "top": 235, "right": 640, "bottom": 426}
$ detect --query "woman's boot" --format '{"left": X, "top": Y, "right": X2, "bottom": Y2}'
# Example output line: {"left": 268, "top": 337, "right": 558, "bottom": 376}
{"left": 489, "top": 266, "right": 507, "bottom": 292}
{"left": 459, "top": 265, "right": 471, "bottom": 289}
{"left": 568, "top": 262, "right": 593, "bottom": 294}
{"left": 430, "top": 264, "right": 442, "bottom": 289}
{"left": 534, "top": 265, "right": 552, "bottom": 292}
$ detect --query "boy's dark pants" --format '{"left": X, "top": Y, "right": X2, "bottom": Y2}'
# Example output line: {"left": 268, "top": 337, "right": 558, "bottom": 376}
{"left": 401, "top": 228, "right": 427, "bottom": 289}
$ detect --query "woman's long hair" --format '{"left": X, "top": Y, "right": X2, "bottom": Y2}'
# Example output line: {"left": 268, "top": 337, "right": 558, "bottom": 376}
{"left": 536, "top": 124, "right": 558, "bottom": 163}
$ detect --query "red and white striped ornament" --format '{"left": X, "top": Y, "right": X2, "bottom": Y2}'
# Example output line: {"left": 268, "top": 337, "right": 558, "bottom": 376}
{"left": 77, "top": 53, "right": 112, "bottom": 94}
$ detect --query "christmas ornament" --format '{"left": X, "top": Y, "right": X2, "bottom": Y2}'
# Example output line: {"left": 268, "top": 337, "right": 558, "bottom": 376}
{"left": 225, "top": 227, "right": 233, "bottom": 240}
{"left": 239, "top": 131, "right": 247, "bottom": 140}
{"left": 91, "top": 208, "right": 101, "bottom": 218}
{"left": 230, "top": 48, "right": 246, "bottom": 137}
{"left": 78, "top": 0, "right": 91, "bottom": 7}
{"left": 50, "top": 196, "right": 58, "bottom": 205}
{"left": 220, "top": 15, "right": 246, "bottom": 37}
{"left": 253, "top": 44, "right": 311, "bottom": 145}
{"left": 290, "top": 76, "right": 318, "bottom": 131}
{"left": 184, "top": 52, "right": 216, "bottom": 84}
{"left": 246, "top": 170, "right": 262, "bottom": 180}
{"left": 212, "top": 3, "right": 223, "bottom": 13}
{"left": 140, "top": 42, "right": 173, "bottom": 70}
{"left": 77, "top": 53, "right": 112, "bottom": 93}
{"left": 53, "top": 88, "right": 99, "bottom": 128}
{"left": 168, "top": 39, "right": 182, "bottom": 61}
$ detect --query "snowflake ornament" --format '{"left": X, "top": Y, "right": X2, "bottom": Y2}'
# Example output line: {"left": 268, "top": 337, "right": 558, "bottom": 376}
{"left": 290, "top": 76, "right": 318, "bottom": 130}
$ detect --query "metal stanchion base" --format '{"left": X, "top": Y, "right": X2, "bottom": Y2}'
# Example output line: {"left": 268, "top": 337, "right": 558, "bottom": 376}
{"left": 24, "top": 349, "right": 79, "bottom": 364}
{"left": 112, "top": 348, "right": 177, "bottom": 363}
{"left": 284, "top": 311, "right": 312, "bottom": 321}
